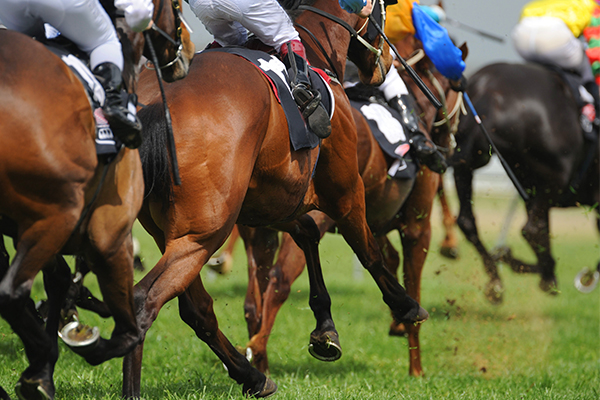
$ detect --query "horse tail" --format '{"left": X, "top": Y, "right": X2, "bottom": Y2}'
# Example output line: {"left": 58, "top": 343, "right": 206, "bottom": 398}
{"left": 138, "top": 103, "right": 173, "bottom": 205}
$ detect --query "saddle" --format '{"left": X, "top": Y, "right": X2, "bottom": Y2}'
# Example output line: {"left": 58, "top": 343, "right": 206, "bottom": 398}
{"left": 345, "top": 84, "right": 418, "bottom": 180}
{"left": 204, "top": 46, "right": 334, "bottom": 151}
{"left": 41, "top": 36, "right": 122, "bottom": 159}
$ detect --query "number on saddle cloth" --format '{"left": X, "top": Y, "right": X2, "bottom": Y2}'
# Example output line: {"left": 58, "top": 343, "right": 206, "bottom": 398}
{"left": 42, "top": 38, "right": 124, "bottom": 158}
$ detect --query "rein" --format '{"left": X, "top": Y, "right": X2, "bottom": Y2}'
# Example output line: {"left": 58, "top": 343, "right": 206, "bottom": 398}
{"left": 295, "top": 1, "right": 386, "bottom": 76}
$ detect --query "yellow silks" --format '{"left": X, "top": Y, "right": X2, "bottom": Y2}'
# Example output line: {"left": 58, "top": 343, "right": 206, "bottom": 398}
{"left": 384, "top": 0, "right": 418, "bottom": 43}
{"left": 521, "top": 0, "right": 597, "bottom": 37}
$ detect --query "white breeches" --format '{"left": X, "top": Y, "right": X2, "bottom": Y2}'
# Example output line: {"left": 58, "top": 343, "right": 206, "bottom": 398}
{"left": 189, "top": 0, "right": 299, "bottom": 52}
{"left": 512, "top": 16, "right": 584, "bottom": 71}
{"left": 0, "top": 0, "right": 123, "bottom": 70}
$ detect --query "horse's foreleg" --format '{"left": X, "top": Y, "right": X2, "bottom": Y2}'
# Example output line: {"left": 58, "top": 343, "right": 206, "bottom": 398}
{"left": 398, "top": 170, "right": 438, "bottom": 377}
{"left": 73, "top": 234, "right": 139, "bottom": 366}
{"left": 275, "top": 214, "right": 342, "bottom": 362}
{"left": 454, "top": 166, "right": 504, "bottom": 304}
{"left": 437, "top": 178, "right": 459, "bottom": 259}
{"left": 178, "top": 276, "right": 277, "bottom": 398}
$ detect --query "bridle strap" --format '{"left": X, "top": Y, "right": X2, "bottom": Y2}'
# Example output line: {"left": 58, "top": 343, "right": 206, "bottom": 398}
{"left": 297, "top": 5, "right": 383, "bottom": 58}
{"left": 294, "top": 23, "right": 341, "bottom": 80}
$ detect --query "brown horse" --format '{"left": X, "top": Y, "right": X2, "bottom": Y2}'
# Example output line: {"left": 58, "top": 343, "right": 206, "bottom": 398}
{"left": 240, "top": 35, "right": 467, "bottom": 377}
{"left": 0, "top": 1, "right": 193, "bottom": 398}
{"left": 126, "top": 0, "right": 435, "bottom": 397}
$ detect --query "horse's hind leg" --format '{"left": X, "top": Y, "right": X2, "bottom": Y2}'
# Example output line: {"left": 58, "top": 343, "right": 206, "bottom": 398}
{"left": 0, "top": 219, "right": 75, "bottom": 399}
{"left": 178, "top": 276, "right": 277, "bottom": 398}
{"left": 454, "top": 165, "right": 504, "bottom": 304}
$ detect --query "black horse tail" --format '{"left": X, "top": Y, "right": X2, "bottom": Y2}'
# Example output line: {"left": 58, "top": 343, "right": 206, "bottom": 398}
{"left": 138, "top": 103, "right": 173, "bottom": 206}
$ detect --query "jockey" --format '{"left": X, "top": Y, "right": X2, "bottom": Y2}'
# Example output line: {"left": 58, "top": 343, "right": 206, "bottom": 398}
{"left": 379, "top": 0, "right": 464, "bottom": 174}
{"left": 512, "top": 0, "right": 600, "bottom": 138}
{"left": 188, "top": 0, "right": 373, "bottom": 139}
{"left": 0, "top": 0, "right": 154, "bottom": 149}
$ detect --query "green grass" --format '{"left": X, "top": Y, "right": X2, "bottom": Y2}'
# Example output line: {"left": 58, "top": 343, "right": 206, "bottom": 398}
{"left": 1, "top": 193, "right": 599, "bottom": 399}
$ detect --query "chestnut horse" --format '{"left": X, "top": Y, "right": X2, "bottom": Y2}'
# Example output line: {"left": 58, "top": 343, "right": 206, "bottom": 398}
{"left": 0, "top": 1, "right": 193, "bottom": 398}
{"left": 128, "top": 0, "right": 433, "bottom": 397}
{"left": 240, "top": 36, "right": 467, "bottom": 377}
{"left": 444, "top": 62, "right": 599, "bottom": 303}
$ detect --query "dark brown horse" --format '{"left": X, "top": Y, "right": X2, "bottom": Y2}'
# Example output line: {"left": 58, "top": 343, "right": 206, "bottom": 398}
{"left": 444, "top": 62, "right": 599, "bottom": 303}
{"left": 239, "top": 36, "right": 467, "bottom": 377}
{"left": 0, "top": 1, "right": 193, "bottom": 398}
{"left": 127, "top": 0, "right": 434, "bottom": 397}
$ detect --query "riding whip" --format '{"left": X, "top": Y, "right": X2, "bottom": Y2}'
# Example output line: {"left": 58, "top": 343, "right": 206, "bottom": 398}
{"left": 144, "top": 31, "right": 182, "bottom": 186}
{"left": 462, "top": 92, "right": 529, "bottom": 201}
{"left": 367, "top": 15, "right": 443, "bottom": 110}
{"left": 444, "top": 17, "right": 505, "bottom": 43}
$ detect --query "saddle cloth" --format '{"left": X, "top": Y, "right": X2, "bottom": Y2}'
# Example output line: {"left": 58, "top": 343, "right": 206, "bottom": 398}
{"left": 44, "top": 41, "right": 122, "bottom": 158}
{"left": 346, "top": 84, "right": 417, "bottom": 180}
{"left": 204, "top": 47, "right": 335, "bottom": 151}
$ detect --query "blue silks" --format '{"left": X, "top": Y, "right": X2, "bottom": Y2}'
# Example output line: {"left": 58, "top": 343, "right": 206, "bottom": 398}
{"left": 412, "top": 2, "right": 465, "bottom": 80}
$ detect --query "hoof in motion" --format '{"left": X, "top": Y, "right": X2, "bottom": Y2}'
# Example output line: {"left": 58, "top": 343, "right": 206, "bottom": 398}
{"left": 243, "top": 377, "right": 277, "bottom": 398}
{"left": 491, "top": 246, "right": 511, "bottom": 263}
{"left": 484, "top": 279, "right": 504, "bottom": 305}
{"left": 574, "top": 267, "right": 599, "bottom": 293}
{"left": 439, "top": 246, "right": 459, "bottom": 260}
{"left": 388, "top": 321, "right": 407, "bottom": 337}
{"left": 15, "top": 377, "right": 54, "bottom": 400}
{"left": 539, "top": 277, "right": 559, "bottom": 295}
{"left": 308, "top": 330, "right": 342, "bottom": 361}
{"left": 59, "top": 321, "right": 100, "bottom": 353}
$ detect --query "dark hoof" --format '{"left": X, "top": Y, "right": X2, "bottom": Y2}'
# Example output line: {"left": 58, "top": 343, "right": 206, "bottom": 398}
{"left": 15, "top": 377, "right": 54, "bottom": 400}
{"left": 394, "top": 304, "right": 429, "bottom": 326}
{"left": 540, "top": 277, "right": 559, "bottom": 295}
{"left": 308, "top": 330, "right": 342, "bottom": 361}
{"left": 491, "top": 246, "right": 511, "bottom": 263}
{"left": 388, "top": 321, "right": 407, "bottom": 337}
{"left": 440, "top": 246, "right": 459, "bottom": 260}
{"left": 484, "top": 279, "right": 504, "bottom": 305}
{"left": 243, "top": 377, "right": 277, "bottom": 398}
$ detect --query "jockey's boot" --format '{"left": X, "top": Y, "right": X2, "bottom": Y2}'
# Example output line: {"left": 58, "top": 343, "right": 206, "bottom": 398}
{"left": 281, "top": 40, "right": 331, "bottom": 138}
{"left": 93, "top": 62, "right": 142, "bottom": 149}
{"left": 583, "top": 81, "right": 600, "bottom": 141}
{"left": 388, "top": 94, "right": 447, "bottom": 174}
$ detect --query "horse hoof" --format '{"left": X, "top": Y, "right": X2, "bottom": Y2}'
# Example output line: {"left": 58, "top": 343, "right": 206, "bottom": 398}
{"left": 484, "top": 280, "right": 504, "bottom": 305}
{"left": 491, "top": 246, "right": 511, "bottom": 262}
{"left": 440, "top": 246, "right": 459, "bottom": 260}
{"left": 539, "top": 278, "right": 559, "bottom": 295}
{"left": 15, "top": 377, "right": 54, "bottom": 400}
{"left": 574, "top": 267, "right": 599, "bottom": 293}
{"left": 59, "top": 321, "right": 100, "bottom": 353}
{"left": 308, "top": 330, "right": 342, "bottom": 361}
{"left": 243, "top": 377, "right": 277, "bottom": 398}
{"left": 388, "top": 321, "right": 407, "bottom": 337}
{"left": 206, "top": 254, "right": 232, "bottom": 275}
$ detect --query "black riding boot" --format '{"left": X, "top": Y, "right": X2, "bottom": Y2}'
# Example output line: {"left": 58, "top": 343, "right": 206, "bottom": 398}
{"left": 388, "top": 94, "right": 447, "bottom": 174}
{"left": 93, "top": 62, "right": 142, "bottom": 149}
{"left": 281, "top": 40, "right": 331, "bottom": 139}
